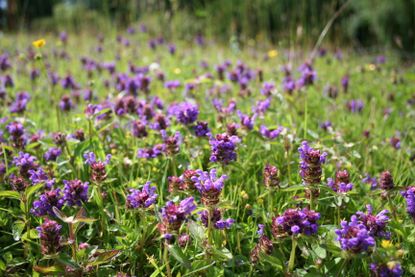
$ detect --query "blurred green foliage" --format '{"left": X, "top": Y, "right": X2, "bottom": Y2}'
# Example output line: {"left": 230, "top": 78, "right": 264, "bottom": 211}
{"left": 4, "top": 0, "right": 415, "bottom": 53}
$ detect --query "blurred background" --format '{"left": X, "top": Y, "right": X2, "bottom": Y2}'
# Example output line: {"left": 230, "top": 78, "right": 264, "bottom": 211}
{"left": 0, "top": 0, "right": 414, "bottom": 54}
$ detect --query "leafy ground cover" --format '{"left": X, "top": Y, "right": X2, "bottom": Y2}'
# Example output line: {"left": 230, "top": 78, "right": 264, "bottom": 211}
{"left": 0, "top": 29, "right": 414, "bottom": 276}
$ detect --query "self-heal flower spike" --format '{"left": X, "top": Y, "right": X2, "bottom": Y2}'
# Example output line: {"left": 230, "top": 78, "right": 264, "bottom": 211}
{"left": 191, "top": 169, "right": 227, "bottom": 206}
{"left": 44, "top": 147, "right": 62, "bottom": 162}
{"left": 161, "top": 130, "right": 182, "bottom": 156}
{"left": 298, "top": 141, "right": 327, "bottom": 185}
{"left": 31, "top": 188, "right": 64, "bottom": 216}
{"left": 83, "top": 152, "right": 111, "bottom": 182}
{"left": 260, "top": 125, "right": 283, "bottom": 140}
{"left": 209, "top": 133, "right": 240, "bottom": 165}
{"left": 356, "top": 205, "right": 390, "bottom": 239}
{"left": 36, "top": 219, "right": 62, "bottom": 255}
{"left": 370, "top": 262, "right": 403, "bottom": 277}
{"left": 335, "top": 215, "right": 375, "bottom": 253}
{"left": 159, "top": 197, "right": 196, "bottom": 236}
{"left": 251, "top": 224, "right": 274, "bottom": 264}
{"left": 168, "top": 102, "right": 199, "bottom": 125}
{"left": 401, "top": 186, "right": 415, "bottom": 222}
{"left": 13, "top": 152, "right": 38, "bottom": 177}
{"left": 272, "top": 208, "right": 320, "bottom": 238}
{"left": 327, "top": 170, "right": 353, "bottom": 193}
{"left": 126, "top": 182, "right": 158, "bottom": 209}
{"left": 263, "top": 164, "right": 280, "bottom": 188}
{"left": 379, "top": 171, "right": 394, "bottom": 190}
{"left": 200, "top": 209, "right": 234, "bottom": 229}
{"left": 63, "top": 180, "right": 89, "bottom": 206}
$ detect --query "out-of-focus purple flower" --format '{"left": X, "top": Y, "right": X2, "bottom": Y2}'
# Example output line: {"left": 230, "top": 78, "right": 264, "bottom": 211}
{"left": 346, "top": 99, "right": 364, "bottom": 113}
{"left": 363, "top": 174, "right": 378, "bottom": 190}
{"left": 297, "top": 62, "right": 317, "bottom": 88}
{"left": 6, "top": 121, "right": 26, "bottom": 148}
{"left": 213, "top": 99, "right": 236, "bottom": 116}
{"left": 126, "top": 182, "right": 158, "bottom": 209}
{"left": 36, "top": 219, "right": 62, "bottom": 255}
{"left": 161, "top": 130, "right": 182, "bottom": 156}
{"left": 137, "top": 144, "right": 164, "bottom": 159}
{"left": 185, "top": 82, "right": 196, "bottom": 94}
{"left": 298, "top": 141, "right": 327, "bottom": 185}
{"left": 44, "top": 147, "right": 62, "bottom": 162}
{"left": 335, "top": 215, "right": 375, "bottom": 253}
{"left": 13, "top": 152, "right": 38, "bottom": 177}
{"left": 31, "top": 188, "right": 64, "bottom": 216}
{"left": 320, "top": 121, "right": 332, "bottom": 131}
{"left": 260, "top": 125, "right": 283, "bottom": 140}
{"left": 401, "top": 186, "right": 415, "bottom": 222}
{"left": 83, "top": 152, "right": 111, "bottom": 183}
{"left": 164, "top": 80, "right": 181, "bottom": 91}
{"left": 341, "top": 75, "right": 349, "bottom": 93}
{"left": 209, "top": 133, "right": 240, "bottom": 165}
{"left": 261, "top": 82, "right": 275, "bottom": 96}
{"left": 0, "top": 54, "right": 11, "bottom": 71}
{"left": 59, "top": 31, "right": 68, "bottom": 44}
{"left": 191, "top": 169, "right": 227, "bottom": 206}
{"left": 237, "top": 111, "right": 256, "bottom": 130}
{"left": 264, "top": 164, "right": 280, "bottom": 188}
{"left": 195, "top": 33, "right": 205, "bottom": 46}
{"left": 61, "top": 75, "right": 80, "bottom": 90}
{"left": 390, "top": 136, "right": 401, "bottom": 150}
{"left": 132, "top": 120, "right": 147, "bottom": 138}
{"left": 59, "top": 95, "right": 73, "bottom": 111}
{"left": 9, "top": 174, "right": 29, "bottom": 191}
{"left": 194, "top": 121, "right": 210, "bottom": 137}
{"left": 375, "top": 55, "right": 386, "bottom": 64}
{"left": 200, "top": 208, "right": 234, "bottom": 229}
{"left": 379, "top": 170, "right": 394, "bottom": 191}
{"left": 178, "top": 233, "right": 191, "bottom": 247}
{"left": 63, "top": 179, "right": 89, "bottom": 206}
{"left": 272, "top": 208, "right": 320, "bottom": 237}
{"left": 9, "top": 92, "right": 30, "bottom": 114}
{"left": 370, "top": 262, "right": 402, "bottom": 277}
{"left": 30, "top": 69, "right": 40, "bottom": 81}
{"left": 150, "top": 113, "right": 169, "bottom": 131}
{"left": 168, "top": 102, "right": 199, "bottom": 125}
{"left": 253, "top": 98, "right": 271, "bottom": 115}
{"left": 168, "top": 44, "right": 176, "bottom": 55}
{"left": 282, "top": 76, "right": 296, "bottom": 93}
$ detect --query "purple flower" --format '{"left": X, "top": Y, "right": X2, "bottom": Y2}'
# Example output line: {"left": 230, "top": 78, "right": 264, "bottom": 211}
{"left": 194, "top": 121, "right": 210, "bottom": 137}
{"left": 379, "top": 171, "right": 394, "bottom": 190}
{"left": 160, "top": 197, "right": 196, "bottom": 233}
{"left": 31, "top": 188, "right": 64, "bottom": 216}
{"left": 164, "top": 80, "right": 181, "bottom": 91}
{"left": 341, "top": 75, "right": 349, "bottom": 93}
{"left": 272, "top": 208, "right": 320, "bottom": 237}
{"left": 151, "top": 113, "right": 169, "bottom": 131}
{"left": 200, "top": 209, "right": 234, "bottom": 229}
{"left": 327, "top": 170, "right": 353, "bottom": 193}
{"left": 137, "top": 144, "right": 164, "bottom": 159}
{"left": 253, "top": 98, "right": 271, "bottom": 115}
{"left": 282, "top": 76, "right": 296, "bottom": 93}
{"left": 83, "top": 152, "right": 111, "bottom": 182}
{"left": 161, "top": 130, "right": 182, "bottom": 156}
{"left": 320, "top": 121, "right": 332, "bottom": 131}
{"left": 261, "top": 82, "right": 275, "bottom": 96}
{"left": 126, "top": 182, "right": 158, "bottom": 209}
{"left": 36, "top": 219, "right": 62, "bottom": 255}
{"left": 390, "top": 136, "right": 401, "bottom": 150}
{"left": 28, "top": 168, "right": 55, "bottom": 188}
{"left": 132, "top": 120, "right": 147, "bottom": 138}
{"left": 63, "top": 179, "right": 89, "bottom": 206}
{"left": 61, "top": 75, "right": 80, "bottom": 90}
{"left": 346, "top": 99, "right": 364, "bottom": 113}
{"left": 297, "top": 62, "right": 317, "bottom": 88}
{"left": 264, "top": 164, "right": 280, "bottom": 188}
{"left": 401, "top": 186, "right": 415, "bottom": 221}
{"left": 168, "top": 44, "right": 176, "bottom": 55}
{"left": 13, "top": 152, "right": 38, "bottom": 177}
{"left": 237, "top": 111, "right": 256, "bottom": 130}
{"left": 356, "top": 205, "right": 390, "bottom": 239}
{"left": 260, "top": 125, "right": 283, "bottom": 140}
{"left": 335, "top": 215, "right": 375, "bottom": 253}
{"left": 191, "top": 169, "right": 227, "bottom": 206}
{"left": 9, "top": 92, "right": 30, "bottom": 114}
{"left": 209, "top": 133, "right": 240, "bottom": 165}
{"left": 59, "top": 95, "right": 73, "bottom": 111}
{"left": 44, "top": 147, "right": 62, "bottom": 162}
{"left": 370, "top": 262, "right": 402, "bottom": 277}
{"left": 169, "top": 102, "right": 199, "bottom": 125}
{"left": 298, "top": 141, "right": 327, "bottom": 185}
{"left": 362, "top": 174, "right": 378, "bottom": 189}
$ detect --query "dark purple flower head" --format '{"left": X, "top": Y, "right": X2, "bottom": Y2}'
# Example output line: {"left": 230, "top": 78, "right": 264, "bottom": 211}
{"left": 168, "top": 44, "right": 176, "bottom": 55}
{"left": 335, "top": 215, "right": 375, "bottom": 253}
{"left": 84, "top": 152, "right": 111, "bottom": 182}
{"left": 161, "top": 130, "right": 182, "bottom": 156}
{"left": 191, "top": 169, "right": 227, "bottom": 206}
{"left": 132, "top": 120, "right": 147, "bottom": 138}
{"left": 63, "top": 179, "right": 89, "bottom": 206}
{"left": 341, "top": 75, "right": 349, "bottom": 93}
{"left": 59, "top": 95, "right": 73, "bottom": 112}
{"left": 164, "top": 80, "right": 181, "bottom": 91}
{"left": 31, "top": 188, "right": 64, "bottom": 216}
{"left": 126, "top": 182, "right": 158, "bottom": 209}
{"left": 356, "top": 205, "right": 390, "bottom": 239}
{"left": 151, "top": 113, "right": 169, "bottom": 131}
{"left": 390, "top": 136, "right": 401, "bottom": 150}
{"left": 30, "top": 69, "right": 40, "bottom": 81}
{"left": 168, "top": 102, "right": 199, "bottom": 125}
{"left": 9, "top": 174, "right": 29, "bottom": 191}
{"left": 194, "top": 121, "right": 210, "bottom": 137}
{"left": 272, "top": 208, "right": 320, "bottom": 237}
{"left": 327, "top": 170, "right": 353, "bottom": 193}
{"left": 13, "top": 152, "right": 38, "bottom": 177}
{"left": 282, "top": 76, "right": 296, "bottom": 93}
{"left": 200, "top": 208, "right": 234, "bottom": 229}
{"left": 320, "top": 121, "right": 332, "bottom": 131}
{"left": 363, "top": 174, "right": 378, "bottom": 190}
{"left": 36, "top": 219, "right": 62, "bottom": 255}
{"left": 253, "top": 98, "right": 271, "bottom": 115}
{"left": 401, "top": 186, "right": 415, "bottom": 222}
{"left": 297, "top": 62, "right": 317, "bottom": 88}
{"left": 209, "top": 133, "right": 240, "bottom": 165}
{"left": 261, "top": 82, "right": 275, "bottom": 96}
{"left": 59, "top": 31, "right": 68, "bottom": 44}
{"left": 264, "top": 164, "right": 280, "bottom": 188}
{"left": 178, "top": 233, "right": 191, "bottom": 247}
{"left": 379, "top": 171, "right": 394, "bottom": 190}
{"left": 44, "top": 147, "right": 62, "bottom": 162}
{"left": 298, "top": 141, "right": 327, "bottom": 185}
{"left": 260, "top": 125, "right": 283, "bottom": 140}
{"left": 346, "top": 99, "right": 364, "bottom": 113}
{"left": 370, "top": 262, "right": 402, "bottom": 277}
{"left": 61, "top": 75, "right": 80, "bottom": 90}
{"left": 0, "top": 54, "right": 11, "bottom": 71}
{"left": 9, "top": 92, "right": 30, "bottom": 114}
{"left": 160, "top": 197, "right": 196, "bottom": 232}
{"left": 6, "top": 121, "right": 25, "bottom": 138}
{"left": 250, "top": 234, "right": 274, "bottom": 263}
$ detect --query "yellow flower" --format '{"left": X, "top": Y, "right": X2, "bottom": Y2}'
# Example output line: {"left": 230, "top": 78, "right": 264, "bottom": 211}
{"left": 32, "top": 39, "right": 46, "bottom": 48}
{"left": 268, "top": 49, "right": 278, "bottom": 58}
{"left": 366, "top": 64, "right": 376, "bottom": 71}
{"left": 381, "top": 240, "right": 393, "bottom": 249}
{"left": 240, "top": 190, "right": 248, "bottom": 200}
{"left": 174, "top": 68, "right": 181, "bottom": 74}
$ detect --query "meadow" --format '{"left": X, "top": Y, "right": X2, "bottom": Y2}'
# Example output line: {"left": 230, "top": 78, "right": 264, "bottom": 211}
{"left": 0, "top": 28, "right": 414, "bottom": 276}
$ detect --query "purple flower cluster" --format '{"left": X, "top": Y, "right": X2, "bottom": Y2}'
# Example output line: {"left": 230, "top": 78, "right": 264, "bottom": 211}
{"left": 298, "top": 141, "right": 327, "bottom": 185}
{"left": 84, "top": 152, "right": 111, "bottom": 182}
{"left": 31, "top": 188, "right": 64, "bottom": 216}
{"left": 137, "top": 144, "right": 164, "bottom": 159}
{"left": 401, "top": 186, "right": 415, "bottom": 221}
{"left": 209, "top": 133, "right": 240, "bottom": 164}
{"left": 346, "top": 99, "right": 364, "bottom": 113}
{"left": 161, "top": 130, "right": 182, "bottom": 155}
{"left": 327, "top": 170, "right": 353, "bottom": 193}
{"left": 237, "top": 111, "right": 256, "bottom": 130}
{"left": 272, "top": 208, "right": 320, "bottom": 237}
{"left": 126, "top": 182, "right": 158, "bottom": 209}
{"left": 191, "top": 169, "right": 227, "bottom": 206}
{"left": 63, "top": 179, "right": 89, "bottom": 206}
{"left": 169, "top": 102, "right": 199, "bottom": 125}
{"left": 194, "top": 121, "right": 210, "bottom": 137}
{"left": 159, "top": 197, "right": 196, "bottom": 235}
{"left": 263, "top": 164, "right": 280, "bottom": 188}
{"left": 200, "top": 208, "right": 234, "bottom": 229}
{"left": 356, "top": 205, "right": 390, "bottom": 239}
{"left": 260, "top": 125, "right": 283, "bottom": 140}
{"left": 44, "top": 147, "right": 62, "bottom": 162}
{"left": 12, "top": 152, "right": 38, "bottom": 177}
{"left": 28, "top": 168, "right": 55, "bottom": 188}
{"left": 36, "top": 219, "right": 62, "bottom": 255}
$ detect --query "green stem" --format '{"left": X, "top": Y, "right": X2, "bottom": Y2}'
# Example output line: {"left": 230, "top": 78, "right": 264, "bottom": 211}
{"left": 288, "top": 237, "right": 298, "bottom": 272}
{"left": 164, "top": 242, "right": 172, "bottom": 277}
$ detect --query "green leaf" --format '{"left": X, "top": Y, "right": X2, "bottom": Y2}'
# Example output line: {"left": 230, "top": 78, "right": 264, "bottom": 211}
{"left": 0, "top": 190, "right": 20, "bottom": 200}
{"left": 168, "top": 245, "right": 191, "bottom": 269}
{"left": 88, "top": 250, "right": 120, "bottom": 266}
{"left": 211, "top": 247, "right": 233, "bottom": 261}
{"left": 313, "top": 246, "right": 327, "bottom": 259}
{"left": 281, "top": 185, "right": 305, "bottom": 192}
{"left": 260, "top": 253, "right": 283, "bottom": 270}
{"left": 188, "top": 221, "right": 205, "bottom": 242}
{"left": 25, "top": 184, "right": 44, "bottom": 200}
{"left": 33, "top": 265, "right": 64, "bottom": 274}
